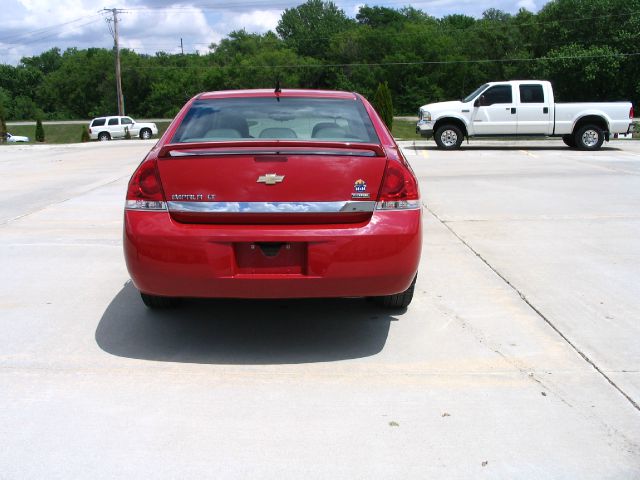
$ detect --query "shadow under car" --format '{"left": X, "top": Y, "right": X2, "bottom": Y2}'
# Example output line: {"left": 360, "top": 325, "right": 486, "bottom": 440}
{"left": 95, "top": 281, "right": 396, "bottom": 365}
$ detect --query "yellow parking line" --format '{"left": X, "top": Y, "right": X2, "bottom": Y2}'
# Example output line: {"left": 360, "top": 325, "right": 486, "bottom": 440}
{"left": 520, "top": 150, "right": 537, "bottom": 158}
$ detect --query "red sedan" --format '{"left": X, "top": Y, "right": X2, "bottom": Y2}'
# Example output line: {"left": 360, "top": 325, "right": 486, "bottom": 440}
{"left": 124, "top": 89, "right": 422, "bottom": 308}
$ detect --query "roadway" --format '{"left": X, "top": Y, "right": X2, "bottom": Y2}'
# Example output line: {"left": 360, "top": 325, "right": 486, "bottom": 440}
{"left": 0, "top": 138, "right": 638, "bottom": 478}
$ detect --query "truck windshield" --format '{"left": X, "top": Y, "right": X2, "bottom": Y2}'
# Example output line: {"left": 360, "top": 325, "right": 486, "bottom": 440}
{"left": 463, "top": 84, "right": 489, "bottom": 103}
{"left": 171, "top": 97, "right": 380, "bottom": 144}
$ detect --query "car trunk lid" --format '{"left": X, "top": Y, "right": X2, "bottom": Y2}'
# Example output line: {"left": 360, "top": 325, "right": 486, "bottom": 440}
{"left": 157, "top": 141, "right": 387, "bottom": 224}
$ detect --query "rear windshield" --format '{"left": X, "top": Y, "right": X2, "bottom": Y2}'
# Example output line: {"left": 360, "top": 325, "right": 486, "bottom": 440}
{"left": 171, "top": 96, "right": 379, "bottom": 144}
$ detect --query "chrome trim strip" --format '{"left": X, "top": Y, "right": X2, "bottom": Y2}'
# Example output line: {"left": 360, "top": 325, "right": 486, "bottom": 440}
{"left": 168, "top": 149, "right": 377, "bottom": 157}
{"left": 167, "top": 201, "right": 376, "bottom": 214}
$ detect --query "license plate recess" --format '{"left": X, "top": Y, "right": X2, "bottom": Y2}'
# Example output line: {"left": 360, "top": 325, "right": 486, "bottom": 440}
{"left": 234, "top": 242, "right": 306, "bottom": 275}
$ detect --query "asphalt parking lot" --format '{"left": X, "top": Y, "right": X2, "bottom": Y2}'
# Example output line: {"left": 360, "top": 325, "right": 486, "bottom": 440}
{"left": 1, "top": 138, "right": 639, "bottom": 478}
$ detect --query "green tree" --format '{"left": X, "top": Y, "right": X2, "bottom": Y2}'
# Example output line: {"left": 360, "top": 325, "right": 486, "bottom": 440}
{"left": 373, "top": 81, "right": 393, "bottom": 129}
{"left": 12, "top": 96, "right": 41, "bottom": 120}
{"left": 0, "top": 103, "right": 7, "bottom": 144}
{"left": 0, "top": 87, "right": 12, "bottom": 119}
{"left": 0, "top": 1, "right": 637, "bottom": 121}
{"left": 35, "top": 118, "right": 45, "bottom": 142}
{"left": 81, "top": 125, "right": 90, "bottom": 142}
{"left": 356, "top": 6, "right": 405, "bottom": 28}
{"left": 537, "top": 44, "right": 623, "bottom": 101}
{"left": 35, "top": 48, "right": 115, "bottom": 118}
{"left": 21, "top": 48, "right": 63, "bottom": 75}
{"left": 277, "top": 0, "right": 354, "bottom": 58}
{"left": 535, "top": 0, "right": 640, "bottom": 100}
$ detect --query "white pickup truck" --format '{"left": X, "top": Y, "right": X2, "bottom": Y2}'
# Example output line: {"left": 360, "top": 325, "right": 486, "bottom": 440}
{"left": 416, "top": 80, "right": 634, "bottom": 150}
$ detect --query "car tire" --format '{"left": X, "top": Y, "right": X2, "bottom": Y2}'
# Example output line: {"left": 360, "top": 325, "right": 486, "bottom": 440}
{"left": 140, "top": 128, "right": 152, "bottom": 140}
{"left": 371, "top": 275, "right": 416, "bottom": 309}
{"left": 574, "top": 124, "right": 604, "bottom": 150}
{"left": 140, "top": 292, "right": 180, "bottom": 309}
{"left": 98, "top": 132, "right": 111, "bottom": 141}
{"left": 434, "top": 125, "right": 463, "bottom": 149}
{"left": 562, "top": 134, "right": 576, "bottom": 148}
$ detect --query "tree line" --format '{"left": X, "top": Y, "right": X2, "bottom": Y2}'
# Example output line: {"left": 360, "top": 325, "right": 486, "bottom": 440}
{"left": 1, "top": 0, "right": 638, "bottom": 121}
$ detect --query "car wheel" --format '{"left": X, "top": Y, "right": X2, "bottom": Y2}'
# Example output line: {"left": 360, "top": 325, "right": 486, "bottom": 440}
{"left": 434, "top": 125, "right": 463, "bottom": 149}
{"left": 574, "top": 124, "right": 604, "bottom": 150}
{"left": 140, "top": 292, "right": 180, "bottom": 309}
{"left": 371, "top": 275, "right": 416, "bottom": 309}
{"left": 98, "top": 132, "right": 111, "bottom": 141}
{"left": 140, "top": 128, "right": 152, "bottom": 140}
{"left": 562, "top": 134, "right": 576, "bottom": 148}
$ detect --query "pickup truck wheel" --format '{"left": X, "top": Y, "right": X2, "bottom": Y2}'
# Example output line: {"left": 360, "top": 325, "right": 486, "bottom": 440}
{"left": 140, "top": 292, "right": 180, "bottom": 309}
{"left": 370, "top": 275, "right": 416, "bottom": 309}
{"left": 562, "top": 134, "right": 576, "bottom": 148}
{"left": 435, "top": 125, "right": 463, "bottom": 149}
{"left": 98, "top": 132, "right": 111, "bottom": 141}
{"left": 575, "top": 125, "right": 604, "bottom": 150}
{"left": 139, "top": 128, "right": 152, "bottom": 140}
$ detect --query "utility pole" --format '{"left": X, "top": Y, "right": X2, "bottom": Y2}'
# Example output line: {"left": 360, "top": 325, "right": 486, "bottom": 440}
{"left": 104, "top": 8, "right": 125, "bottom": 116}
{"left": 180, "top": 38, "right": 184, "bottom": 55}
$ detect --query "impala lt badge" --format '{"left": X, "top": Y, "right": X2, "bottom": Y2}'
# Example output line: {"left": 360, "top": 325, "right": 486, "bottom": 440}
{"left": 257, "top": 173, "right": 285, "bottom": 185}
{"left": 170, "top": 193, "right": 214, "bottom": 201}
{"left": 171, "top": 194, "right": 203, "bottom": 200}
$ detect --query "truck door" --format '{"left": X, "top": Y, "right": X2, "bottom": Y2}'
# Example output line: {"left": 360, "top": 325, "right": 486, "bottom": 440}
{"left": 517, "top": 84, "right": 551, "bottom": 135}
{"left": 471, "top": 84, "right": 517, "bottom": 135}
{"left": 121, "top": 117, "right": 135, "bottom": 136}
{"left": 107, "top": 117, "right": 122, "bottom": 138}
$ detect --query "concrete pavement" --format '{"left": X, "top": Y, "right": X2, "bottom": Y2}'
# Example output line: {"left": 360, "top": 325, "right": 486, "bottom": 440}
{"left": 0, "top": 139, "right": 638, "bottom": 478}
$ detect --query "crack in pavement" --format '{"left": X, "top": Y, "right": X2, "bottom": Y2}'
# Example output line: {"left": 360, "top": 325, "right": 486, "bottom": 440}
{"left": 424, "top": 203, "right": 640, "bottom": 414}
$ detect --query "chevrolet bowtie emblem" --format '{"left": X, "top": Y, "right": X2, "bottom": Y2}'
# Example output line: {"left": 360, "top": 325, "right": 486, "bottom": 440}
{"left": 257, "top": 173, "right": 285, "bottom": 185}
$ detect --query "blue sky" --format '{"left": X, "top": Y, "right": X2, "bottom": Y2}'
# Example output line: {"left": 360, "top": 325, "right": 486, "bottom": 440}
{"left": 0, "top": 0, "right": 549, "bottom": 65}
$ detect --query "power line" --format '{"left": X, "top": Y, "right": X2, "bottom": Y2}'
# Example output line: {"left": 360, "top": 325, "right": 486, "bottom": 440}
{"left": 0, "top": 16, "right": 103, "bottom": 46}
{"left": 0, "top": 14, "right": 103, "bottom": 44}
{"left": 116, "top": 4, "right": 640, "bottom": 32}
{"left": 108, "top": 6, "right": 640, "bottom": 54}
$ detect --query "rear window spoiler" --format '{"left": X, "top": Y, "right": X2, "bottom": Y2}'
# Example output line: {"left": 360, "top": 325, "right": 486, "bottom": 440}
{"left": 158, "top": 141, "right": 385, "bottom": 158}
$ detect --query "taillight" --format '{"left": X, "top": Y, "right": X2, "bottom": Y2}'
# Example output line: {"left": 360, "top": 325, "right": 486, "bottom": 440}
{"left": 630, "top": 106, "right": 634, "bottom": 119}
{"left": 125, "top": 158, "right": 167, "bottom": 210}
{"left": 376, "top": 159, "right": 420, "bottom": 210}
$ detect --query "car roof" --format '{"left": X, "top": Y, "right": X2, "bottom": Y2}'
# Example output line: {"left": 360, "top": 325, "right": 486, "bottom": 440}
{"left": 197, "top": 89, "right": 359, "bottom": 100}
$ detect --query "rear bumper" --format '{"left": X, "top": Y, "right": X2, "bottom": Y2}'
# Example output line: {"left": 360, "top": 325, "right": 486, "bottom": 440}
{"left": 124, "top": 209, "right": 422, "bottom": 299}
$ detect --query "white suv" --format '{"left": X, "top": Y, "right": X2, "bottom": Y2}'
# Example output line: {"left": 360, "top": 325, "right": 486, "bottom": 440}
{"left": 89, "top": 116, "right": 158, "bottom": 141}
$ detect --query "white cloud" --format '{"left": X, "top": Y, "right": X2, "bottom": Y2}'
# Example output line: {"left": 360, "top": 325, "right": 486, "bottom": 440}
{"left": 350, "top": 3, "right": 365, "bottom": 16}
{"left": 0, "top": 0, "right": 222, "bottom": 62}
{"left": 517, "top": 0, "right": 537, "bottom": 10}
{"left": 119, "top": 7, "right": 218, "bottom": 54}
{"left": 215, "top": 9, "right": 282, "bottom": 34}
{"left": 1, "top": 1, "right": 107, "bottom": 63}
